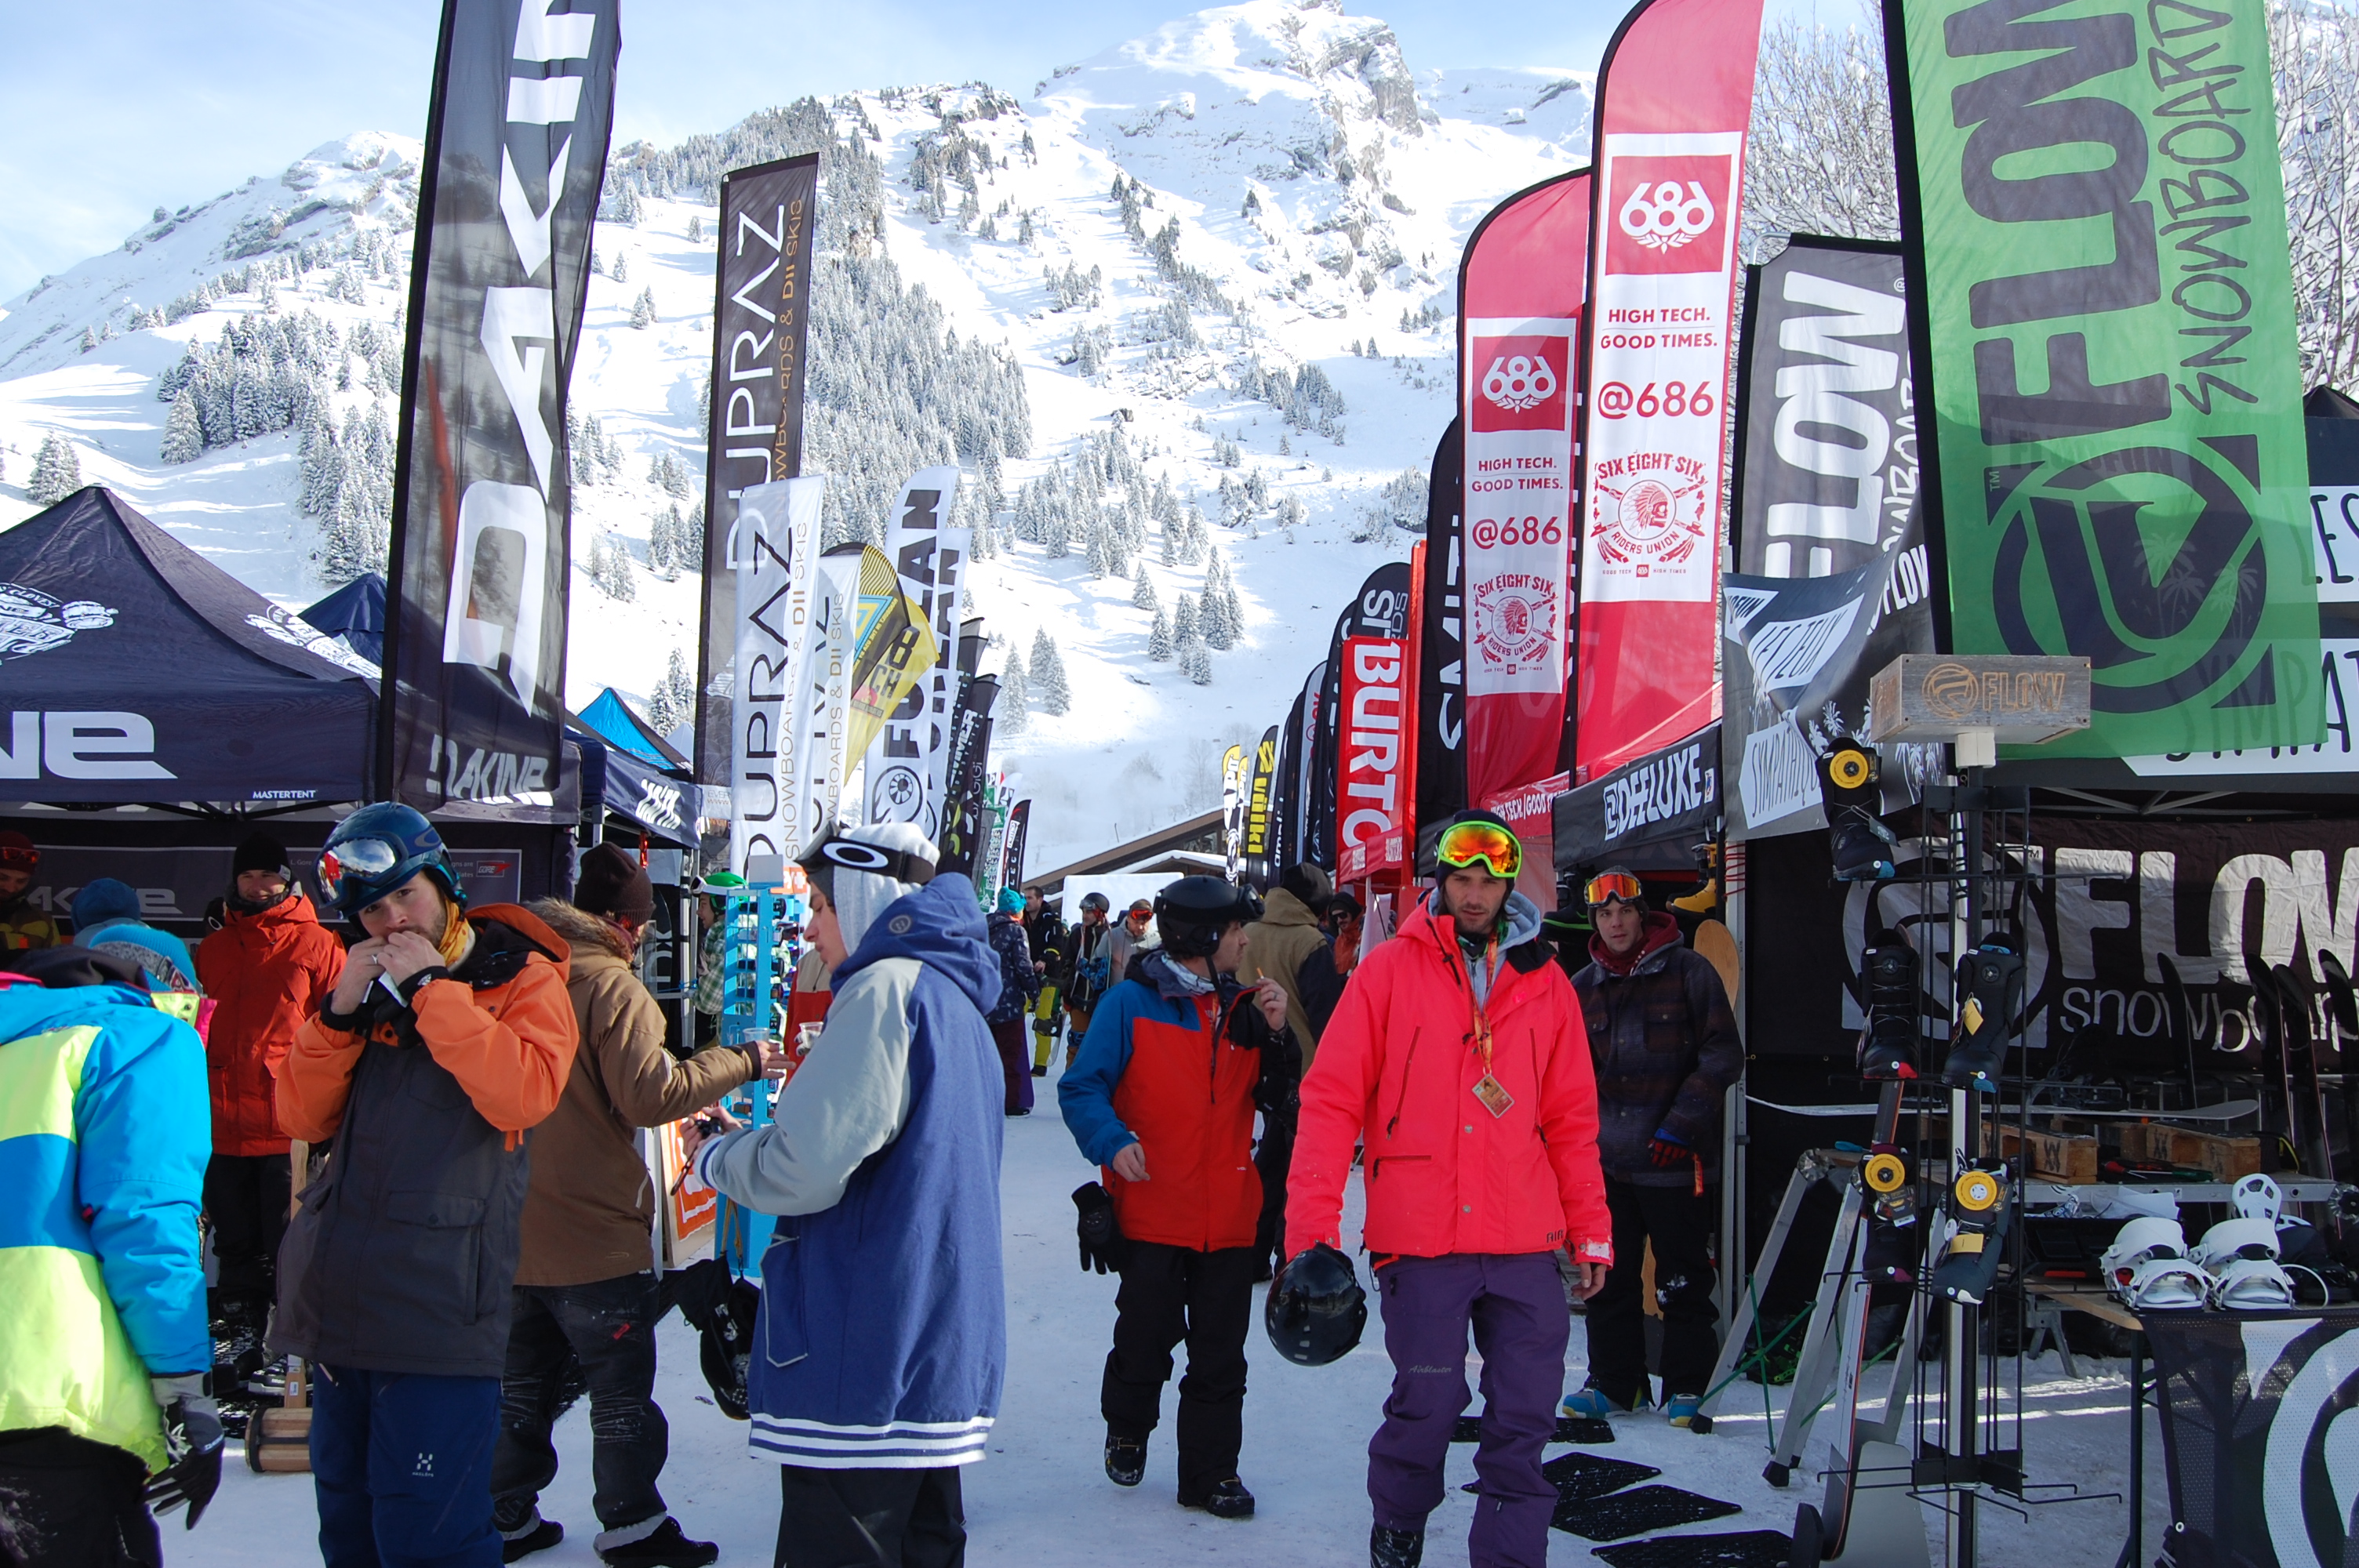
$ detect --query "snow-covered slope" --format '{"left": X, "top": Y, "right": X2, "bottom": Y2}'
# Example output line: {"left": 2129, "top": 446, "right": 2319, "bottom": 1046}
{"left": 0, "top": 1, "right": 1594, "bottom": 874}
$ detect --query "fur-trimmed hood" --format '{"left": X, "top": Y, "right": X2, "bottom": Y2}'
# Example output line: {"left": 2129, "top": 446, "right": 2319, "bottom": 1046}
{"left": 528, "top": 898, "right": 633, "bottom": 965}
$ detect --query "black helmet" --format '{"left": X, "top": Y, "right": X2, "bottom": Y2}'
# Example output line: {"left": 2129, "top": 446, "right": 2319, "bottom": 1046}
{"left": 1153, "top": 874, "right": 1263, "bottom": 959}
{"left": 1078, "top": 891, "right": 1110, "bottom": 914}
{"left": 1266, "top": 1243, "right": 1367, "bottom": 1367}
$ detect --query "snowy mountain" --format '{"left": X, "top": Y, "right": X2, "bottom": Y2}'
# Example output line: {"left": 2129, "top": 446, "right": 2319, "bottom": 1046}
{"left": 0, "top": 0, "right": 1593, "bottom": 875}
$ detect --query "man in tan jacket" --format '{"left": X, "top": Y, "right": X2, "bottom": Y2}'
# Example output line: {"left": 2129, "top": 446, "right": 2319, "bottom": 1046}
{"left": 493, "top": 844, "right": 772, "bottom": 1568}
{"left": 1237, "top": 862, "right": 1329, "bottom": 1279}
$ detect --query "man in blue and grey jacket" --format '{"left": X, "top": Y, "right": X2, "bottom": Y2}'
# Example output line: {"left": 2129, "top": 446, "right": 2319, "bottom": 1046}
{"left": 688, "top": 822, "right": 1005, "bottom": 1568}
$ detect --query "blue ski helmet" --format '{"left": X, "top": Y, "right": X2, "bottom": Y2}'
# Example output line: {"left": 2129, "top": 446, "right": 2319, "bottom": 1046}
{"left": 318, "top": 803, "right": 463, "bottom": 916}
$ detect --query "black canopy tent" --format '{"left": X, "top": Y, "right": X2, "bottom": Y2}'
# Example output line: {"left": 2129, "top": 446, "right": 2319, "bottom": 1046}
{"left": 1, "top": 487, "right": 376, "bottom": 804}
{"left": 300, "top": 572, "right": 387, "bottom": 666}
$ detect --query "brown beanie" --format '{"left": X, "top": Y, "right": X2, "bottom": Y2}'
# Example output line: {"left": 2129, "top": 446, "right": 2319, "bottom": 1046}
{"left": 574, "top": 843, "right": 654, "bottom": 922}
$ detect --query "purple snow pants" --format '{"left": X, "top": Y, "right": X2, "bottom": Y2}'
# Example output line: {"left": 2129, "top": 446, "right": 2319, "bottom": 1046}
{"left": 1368, "top": 1252, "right": 1569, "bottom": 1568}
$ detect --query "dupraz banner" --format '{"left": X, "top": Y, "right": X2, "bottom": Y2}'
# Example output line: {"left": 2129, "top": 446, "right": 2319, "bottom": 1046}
{"left": 1725, "top": 237, "right": 1942, "bottom": 835}
{"left": 383, "top": 0, "right": 620, "bottom": 815}
{"left": 696, "top": 154, "right": 819, "bottom": 788}
{"left": 863, "top": 467, "right": 967, "bottom": 838}
{"left": 1887, "top": 0, "right": 2321, "bottom": 757}
{"left": 1459, "top": 174, "right": 1589, "bottom": 808}
{"left": 729, "top": 477, "right": 823, "bottom": 872}
{"left": 1575, "top": 0, "right": 1765, "bottom": 782}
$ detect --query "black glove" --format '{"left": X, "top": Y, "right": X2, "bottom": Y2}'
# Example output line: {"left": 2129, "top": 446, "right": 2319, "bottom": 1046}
{"left": 144, "top": 1374, "right": 224, "bottom": 1528}
{"left": 1073, "top": 1181, "right": 1128, "bottom": 1275}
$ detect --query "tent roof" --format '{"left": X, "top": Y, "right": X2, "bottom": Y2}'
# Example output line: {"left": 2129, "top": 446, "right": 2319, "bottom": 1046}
{"left": 0, "top": 486, "right": 375, "bottom": 804}
{"left": 300, "top": 572, "right": 386, "bottom": 637}
{"left": 578, "top": 688, "right": 689, "bottom": 771}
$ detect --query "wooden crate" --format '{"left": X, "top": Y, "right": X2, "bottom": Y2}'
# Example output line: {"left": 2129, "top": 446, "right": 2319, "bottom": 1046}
{"left": 2117, "top": 1121, "right": 2263, "bottom": 1179}
{"left": 1998, "top": 1124, "right": 2100, "bottom": 1182}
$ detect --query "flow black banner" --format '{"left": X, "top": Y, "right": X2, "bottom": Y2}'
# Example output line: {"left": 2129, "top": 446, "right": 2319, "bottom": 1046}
{"left": 381, "top": 0, "right": 619, "bottom": 818}
{"left": 695, "top": 153, "right": 820, "bottom": 789}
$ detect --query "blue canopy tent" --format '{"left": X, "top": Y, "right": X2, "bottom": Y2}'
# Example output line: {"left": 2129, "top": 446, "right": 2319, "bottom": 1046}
{"left": 578, "top": 687, "right": 690, "bottom": 771}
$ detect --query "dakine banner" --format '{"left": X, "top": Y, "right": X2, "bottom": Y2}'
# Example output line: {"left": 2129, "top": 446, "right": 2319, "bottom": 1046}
{"left": 383, "top": 0, "right": 619, "bottom": 815}
{"left": 696, "top": 153, "right": 820, "bottom": 789}
{"left": 863, "top": 467, "right": 967, "bottom": 837}
{"left": 728, "top": 477, "right": 822, "bottom": 872}
{"left": 1574, "top": 0, "right": 1764, "bottom": 783}
{"left": 1460, "top": 174, "right": 1590, "bottom": 808}
{"left": 1725, "top": 238, "right": 1940, "bottom": 837}
{"left": 1887, "top": 0, "right": 2321, "bottom": 757}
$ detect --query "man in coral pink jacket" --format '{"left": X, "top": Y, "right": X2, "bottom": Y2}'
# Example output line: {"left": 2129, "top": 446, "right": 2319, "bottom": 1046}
{"left": 1286, "top": 810, "right": 1612, "bottom": 1568}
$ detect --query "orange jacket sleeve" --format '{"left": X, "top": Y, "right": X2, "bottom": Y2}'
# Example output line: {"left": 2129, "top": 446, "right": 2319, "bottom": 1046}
{"left": 410, "top": 958, "right": 580, "bottom": 1134}
{"left": 276, "top": 1013, "right": 367, "bottom": 1143}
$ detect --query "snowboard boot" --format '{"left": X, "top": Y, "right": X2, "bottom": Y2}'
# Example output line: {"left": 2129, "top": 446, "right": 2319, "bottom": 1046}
{"left": 500, "top": 1515, "right": 563, "bottom": 1563}
{"left": 1561, "top": 1381, "right": 1643, "bottom": 1418}
{"left": 1371, "top": 1524, "right": 1426, "bottom": 1568}
{"left": 1818, "top": 742, "right": 1896, "bottom": 881}
{"left": 1860, "top": 1145, "right": 1921, "bottom": 1287}
{"left": 1858, "top": 936, "right": 1920, "bottom": 1081}
{"left": 1943, "top": 942, "right": 2025, "bottom": 1091}
{"left": 596, "top": 1518, "right": 718, "bottom": 1568}
{"left": 1932, "top": 1162, "right": 2012, "bottom": 1306}
{"left": 1104, "top": 1432, "right": 1147, "bottom": 1487}
{"left": 1179, "top": 1477, "right": 1256, "bottom": 1519}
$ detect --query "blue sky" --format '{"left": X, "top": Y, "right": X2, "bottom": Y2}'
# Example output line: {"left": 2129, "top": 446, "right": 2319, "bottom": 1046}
{"left": 0, "top": 0, "right": 1845, "bottom": 299}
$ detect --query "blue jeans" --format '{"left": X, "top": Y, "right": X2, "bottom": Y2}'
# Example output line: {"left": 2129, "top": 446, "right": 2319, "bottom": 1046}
{"left": 311, "top": 1363, "right": 502, "bottom": 1568}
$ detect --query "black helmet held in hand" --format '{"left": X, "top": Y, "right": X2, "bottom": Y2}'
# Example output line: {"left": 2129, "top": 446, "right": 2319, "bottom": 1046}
{"left": 1265, "top": 1243, "right": 1368, "bottom": 1367}
{"left": 1152, "top": 874, "right": 1263, "bottom": 960}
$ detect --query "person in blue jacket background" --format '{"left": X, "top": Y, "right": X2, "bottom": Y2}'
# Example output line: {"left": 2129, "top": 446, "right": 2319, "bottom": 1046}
{"left": 987, "top": 885, "right": 1044, "bottom": 1116}
{"left": 0, "top": 944, "right": 219, "bottom": 1563}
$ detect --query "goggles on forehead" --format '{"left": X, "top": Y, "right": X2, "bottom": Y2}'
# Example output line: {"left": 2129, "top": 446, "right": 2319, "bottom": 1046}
{"left": 1435, "top": 820, "right": 1521, "bottom": 879}
{"left": 0, "top": 842, "right": 36, "bottom": 870}
{"left": 1584, "top": 872, "right": 1645, "bottom": 909}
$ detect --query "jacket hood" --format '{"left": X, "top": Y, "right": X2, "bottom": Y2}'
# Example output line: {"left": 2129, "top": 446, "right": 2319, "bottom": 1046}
{"left": 1, "top": 946, "right": 156, "bottom": 997}
{"left": 227, "top": 887, "right": 323, "bottom": 934}
{"left": 461, "top": 902, "right": 572, "bottom": 985}
{"left": 834, "top": 873, "right": 998, "bottom": 1013}
{"left": 1258, "top": 887, "right": 1322, "bottom": 929}
{"left": 0, "top": 957, "right": 163, "bottom": 1041}
{"left": 527, "top": 897, "right": 632, "bottom": 964}
{"left": 1412, "top": 887, "right": 1544, "bottom": 953}
{"left": 1587, "top": 911, "right": 1683, "bottom": 976}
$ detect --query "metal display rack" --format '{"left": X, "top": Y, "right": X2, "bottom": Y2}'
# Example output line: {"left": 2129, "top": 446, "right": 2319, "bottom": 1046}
{"left": 714, "top": 877, "right": 795, "bottom": 1277}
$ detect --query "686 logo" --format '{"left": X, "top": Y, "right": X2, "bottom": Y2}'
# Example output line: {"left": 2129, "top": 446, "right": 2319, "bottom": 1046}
{"left": 1481, "top": 352, "right": 1558, "bottom": 412}
{"left": 1470, "top": 515, "right": 1564, "bottom": 550}
{"left": 1619, "top": 180, "right": 1714, "bottom": 251}
{"left": 1604, "top": 153, "right": 1732, "bottom": 275}
{"left": 1596, "top": 380, "right": 1717, "bottom": 420}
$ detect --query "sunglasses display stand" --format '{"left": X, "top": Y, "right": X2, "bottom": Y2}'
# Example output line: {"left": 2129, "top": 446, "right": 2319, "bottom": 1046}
{"left": 714, "top": 872, "right": 794, "bottom": 1278}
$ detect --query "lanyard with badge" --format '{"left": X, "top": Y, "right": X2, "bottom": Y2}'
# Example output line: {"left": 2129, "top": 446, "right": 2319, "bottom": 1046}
{"left": 1437, "top": 817, "right": 1524, "bottom": 1120}
{"left": 1467, "top": 931, "right": 1514, "bottom": 1118}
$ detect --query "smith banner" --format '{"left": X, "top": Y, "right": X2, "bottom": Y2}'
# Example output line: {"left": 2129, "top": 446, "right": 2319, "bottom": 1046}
{"left": 696, "top": 154, "right": 820, "bottom": 789}
{"left": 1416, "top": 419, "right": 1468, "bottom": 832}
{"left": 862, "top": 467, "right": 967, "bottom": 837}
{"left": 728, "top": 476, "right": 822, "bottom": 872}
{"left": 1575, "top": 0, "right": 1765, "bottom": 782}
{"left": 1888, "top": 0, "right": 2321, "bottom": 757}
{"left": 383, "top": 0, "right": 620, "bottom": 814}
{"left": 1460, "top": 174, "right": 1590, "bottom": 808}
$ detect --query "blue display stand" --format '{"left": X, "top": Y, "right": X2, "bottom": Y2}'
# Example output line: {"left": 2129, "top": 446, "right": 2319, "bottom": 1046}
{"left": 714, "top": 885, "right": 789, "bottom": 1277}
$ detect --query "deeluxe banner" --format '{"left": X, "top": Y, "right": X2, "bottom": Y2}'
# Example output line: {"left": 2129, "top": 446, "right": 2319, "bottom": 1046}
{"left": 729, "top": 476, "right": 823, "bottom": 871}
{"left": 1573, "top": 0, "right": 1765, "bottom": 784}
{"left": 696, "top": 153, "right": 820, "bottom": 789}
{"left": 1886, "top": 0, "right": 2321, "bottom": 757}
{"left": 861, "top": 466, "right": 967, "bottom": 838}
{"left": 382, "top": 0, "right": 620, "bottom": 815}
{"left": 1725, "top": 238, "right": 1941, "bottom": 836}
{"left": 1459, "top": 172, "right": 1590, "bottom": 809}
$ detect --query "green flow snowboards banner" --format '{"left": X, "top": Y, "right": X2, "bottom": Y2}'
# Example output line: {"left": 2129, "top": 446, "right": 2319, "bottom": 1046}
{"left": 1885, "top": 0, "right": 2321, "bottom": 757}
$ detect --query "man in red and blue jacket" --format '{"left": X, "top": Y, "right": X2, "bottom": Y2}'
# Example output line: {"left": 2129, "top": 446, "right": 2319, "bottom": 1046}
{"left": 1288, "top": 809, "right": 1612, "bottom": 1568}
{"left": 1059, "top": 876, "right": 1298, "bottom": 1523}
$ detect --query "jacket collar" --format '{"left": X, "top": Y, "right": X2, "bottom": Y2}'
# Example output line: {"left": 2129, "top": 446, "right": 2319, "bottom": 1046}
{"left": 1259, "top": 888, "right": 1321, "bottom": 929}
{"left": 1587, "top": 912, "right": 1683, "bottom": 977}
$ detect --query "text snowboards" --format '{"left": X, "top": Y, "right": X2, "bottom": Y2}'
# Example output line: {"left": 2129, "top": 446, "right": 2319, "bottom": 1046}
{"left": 729, "top": 477, "right": 823, "bottom": 871}
{"left": 861, "top": 468, "right": 968, "bottom": 837}
{"left": 1459, "top": 174, "right": 1590, "bottom": 808}
{"left": 696, "top": 153, "right": 820, "bottom": 788}
{"left": 1574, "top": 0, "right": 1765, "bottom": 783}
{"left": 1725, "top": 238, "right": 1941, "bottom": 837}
{"left": 382, "top": 0, "right": 619, "bottom": 813}
{"left": 1886, "top": 0, "right": 2321, "bottom": 757}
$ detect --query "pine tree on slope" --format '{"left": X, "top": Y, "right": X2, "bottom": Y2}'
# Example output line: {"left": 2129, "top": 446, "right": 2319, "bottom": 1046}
{"left": 1147, "top": 606, "right": 1174, "bottom": 662}
{"left": 27, "top": 433, "right": 82, "bottom": 506}
{"left": 998, "top": 648, "right": 1030, "bottom": 735}
{"left": 1132, "top": 563, "right": 1158, "bottom": 612}
{"left": 160, "top": 395, "right": 204, "bottom": 464}
{"left": 1030, "top": 630, "right": 1072, "bottom": 716}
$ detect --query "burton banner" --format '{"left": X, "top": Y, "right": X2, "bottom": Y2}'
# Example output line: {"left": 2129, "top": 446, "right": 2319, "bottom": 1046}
{"left": 1416, "top": 419, "right": 1468, "bottom": 833}
{"left": 862, "top": 467, "right": 967, "bottom": 837}
{"left": 1336, "top": 636, "right": 1414, "bottom": 882}
{"left": 1314, "top": 564, "right": 1413, "bottom": 873}
{"left": 1726, "top": 237, "right": 1940, "bottom": 836}
{"left": 1242, "top": 725, "right": 1279, "bottom": 887}
{"left": 1460, "top": 174, "right": 1590, "bottom": 808}
{"left": 1575, "top": 0, "right": 1765, "bottom": 782}
{"left": 696, "top": 154, "right": 819, "bottom": 788}
{"left": 383, "top": 0, "right": 620, "bottom": 814}
{"left": 729, "top": 476, "right": 823, "bottom": 871}
{"left": 1887, "top": 0, "right": 2320, "bottom": 757}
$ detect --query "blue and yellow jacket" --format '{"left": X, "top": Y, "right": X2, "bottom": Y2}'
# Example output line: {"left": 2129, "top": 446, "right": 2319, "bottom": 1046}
{"left": 0, "top": 963, "right": 209, "bottom": 1470}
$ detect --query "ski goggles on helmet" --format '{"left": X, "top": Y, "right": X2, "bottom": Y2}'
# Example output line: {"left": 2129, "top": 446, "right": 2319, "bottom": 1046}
{"left": 317, "top": 834, "right": 403, "bottom": 910}
{"left": 1435, "top": 820, "right": 1521, "bottom": 879}
{"left": 1584, "top": 871, "right": 1645, "bottom": 909}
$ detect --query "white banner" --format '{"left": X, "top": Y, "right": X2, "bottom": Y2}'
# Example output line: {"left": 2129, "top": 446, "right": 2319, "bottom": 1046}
{"left": 863, "top": 466, "right": 967, "bottom": 837}
{"left": 729, "top": 477, "right": 823, "bottom": 872}
{"left": 791, "top": 552, "right": 860, "bottom": 849}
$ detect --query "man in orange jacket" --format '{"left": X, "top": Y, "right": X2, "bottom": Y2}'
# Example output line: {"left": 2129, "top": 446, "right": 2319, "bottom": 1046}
{"left": 270, "top": 804, "right": 579, "bottom": 1568}
{"left": 1286, "top": 810, "right": 1612, "bottom": 1568}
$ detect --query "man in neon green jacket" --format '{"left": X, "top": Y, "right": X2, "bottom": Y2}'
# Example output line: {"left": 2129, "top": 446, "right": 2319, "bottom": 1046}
{"left": 0, "top": 945, "right": 218, "bottom": 1561}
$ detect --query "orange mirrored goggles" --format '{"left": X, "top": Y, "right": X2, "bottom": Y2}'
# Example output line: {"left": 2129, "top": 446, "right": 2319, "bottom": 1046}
{"left": 1584, "top": 872, "right": 1645, "bottom": 909}
{"left": 1435, "top": 820, "right": 1521, "bottom": 879}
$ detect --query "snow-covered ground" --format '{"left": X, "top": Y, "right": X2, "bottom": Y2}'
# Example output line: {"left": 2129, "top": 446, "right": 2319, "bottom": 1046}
{"left": 183, "top": 1113, "right": 2168, "bottom": 1566}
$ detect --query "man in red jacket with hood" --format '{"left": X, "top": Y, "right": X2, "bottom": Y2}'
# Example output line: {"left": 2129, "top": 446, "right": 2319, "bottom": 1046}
{"left": 1288, "top": 809, "right": 1612, "bottom": 1568}
{"left": 194, "top": 832, "right": 345, "bottom": 1363}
